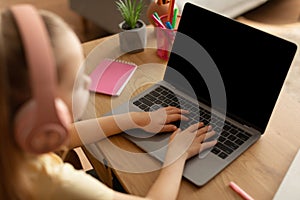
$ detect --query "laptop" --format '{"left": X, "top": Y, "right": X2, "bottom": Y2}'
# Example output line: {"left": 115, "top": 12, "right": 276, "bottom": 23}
{"left": 104, "top": 2, "right": 297, "bottom": 186}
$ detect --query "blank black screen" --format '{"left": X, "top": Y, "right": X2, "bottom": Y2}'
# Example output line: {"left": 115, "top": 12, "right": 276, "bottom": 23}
{"left": 165, "top": 3, "right": 297, "bottom": 132}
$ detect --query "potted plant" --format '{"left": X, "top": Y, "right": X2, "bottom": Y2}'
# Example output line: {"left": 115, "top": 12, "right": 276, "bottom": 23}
{"left": 116, "top": 0, "right": 147, "bottom": 53}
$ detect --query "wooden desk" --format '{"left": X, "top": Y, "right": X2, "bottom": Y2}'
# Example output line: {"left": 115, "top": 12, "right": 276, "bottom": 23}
{"left": 81, "top": 27, "right": 300, "bottom": 199}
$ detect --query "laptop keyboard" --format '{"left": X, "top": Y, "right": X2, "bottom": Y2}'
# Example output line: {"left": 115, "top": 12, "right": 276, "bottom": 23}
{"left": 133, "top": 85, "right": 252, "bottom": 159}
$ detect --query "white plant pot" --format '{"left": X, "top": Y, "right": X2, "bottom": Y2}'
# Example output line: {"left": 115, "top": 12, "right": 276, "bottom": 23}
{"left": 118, "top": 20, "right": 147, "bottom": 53}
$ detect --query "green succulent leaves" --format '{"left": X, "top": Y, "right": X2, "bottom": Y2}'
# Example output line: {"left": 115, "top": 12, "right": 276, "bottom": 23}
{"left": 116, "top": 0, "right": 144, "bottom": 29}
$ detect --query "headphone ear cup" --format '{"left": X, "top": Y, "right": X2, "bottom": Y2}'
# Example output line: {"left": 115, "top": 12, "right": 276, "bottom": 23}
{"left": 14, "top": 98, "right": 71, "bottom": 154}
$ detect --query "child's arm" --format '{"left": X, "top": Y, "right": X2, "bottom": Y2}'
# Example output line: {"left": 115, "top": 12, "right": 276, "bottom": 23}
{"left": 145, "top": 123, "right": 216, "bottom": 200}
{"left": 67, "top": 106, "right": 188, "bottom": 149}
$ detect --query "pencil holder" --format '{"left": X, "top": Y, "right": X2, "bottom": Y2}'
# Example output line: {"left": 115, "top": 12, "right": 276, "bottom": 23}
{"left": 156, "top": 14, "right": 181, "bottom": 60}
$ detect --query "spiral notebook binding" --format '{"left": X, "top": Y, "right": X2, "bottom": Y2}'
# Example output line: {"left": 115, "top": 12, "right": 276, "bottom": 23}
{"left": 106, "top": 58, "right": 137, "bottom": 68}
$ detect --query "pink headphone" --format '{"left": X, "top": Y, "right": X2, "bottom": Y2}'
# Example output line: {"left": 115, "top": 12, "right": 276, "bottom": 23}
{"left": 11, "top": 4, "right": 71, "bottom": 154}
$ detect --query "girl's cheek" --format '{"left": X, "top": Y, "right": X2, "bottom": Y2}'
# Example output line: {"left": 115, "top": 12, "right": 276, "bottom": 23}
{"left": 72, "top": 87, "right": 90, "bottom": 121}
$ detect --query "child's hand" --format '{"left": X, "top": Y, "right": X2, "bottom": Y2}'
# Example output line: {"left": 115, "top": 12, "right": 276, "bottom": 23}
{"left": 168, "top": 122, "right": 217, "bottom": 160}
{"left": 136, "top": 106, "right": 189, "bottom": 133}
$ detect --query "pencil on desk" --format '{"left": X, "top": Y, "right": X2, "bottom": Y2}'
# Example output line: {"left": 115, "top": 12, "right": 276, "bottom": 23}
{"left": 229, "top": 181, "right": 254, "bottom": 200}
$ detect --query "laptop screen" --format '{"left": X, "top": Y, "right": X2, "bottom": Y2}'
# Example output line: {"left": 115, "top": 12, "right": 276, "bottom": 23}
{"left": 165, "top": 3, "right": 297, "bottom": 132}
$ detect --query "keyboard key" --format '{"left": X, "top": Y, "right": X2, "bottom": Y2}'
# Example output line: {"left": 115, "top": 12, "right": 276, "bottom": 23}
{"left": 140, "top": 97, "right": 153, "bottom": 107}
{"left": 139, "top": 104, "right": 148, "bottom": 111}
{"left": 144, "top": 94, "right": 156, "bottom": 102}
{"left": 211, "top": 147, "right": 221, "bottom": 155}
{"left": 224, "top": 140, "right": 239, "bottom": 150}
{"left": 235, "top": 138, "right": 244, "bottom": 145}
{"left": 133, "top": 100, "right": 141, "bottom": 106}
{"left": 229, "top": 128, "right": 238, "bottom": 135}
{"left": 227, "top": 135, "right": 237, "bottom": 141}
{"left": 236, "top": 133, "right": 250, "bottom": 141}
{"left": 215, "top": 142, "right": 233, "bottom": 154}
{"left": 221, "top": 131, "right": 230, "bottom": 137}
{"left": 218, "top": 152, "right": 229, "bottom": 159}
{"left": 149, "top": 90, "right": 160, "bottom": 97}
{"left": 218, "top": 136, "right": 226, "bottom": 143}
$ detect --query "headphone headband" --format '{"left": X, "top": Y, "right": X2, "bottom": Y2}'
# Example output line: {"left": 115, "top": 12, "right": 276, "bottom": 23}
{"left": 11, "top": 5, "right": 58, "bottom": 126}
{"left": 11, "top": 4, "right": 70, "bottom": 154}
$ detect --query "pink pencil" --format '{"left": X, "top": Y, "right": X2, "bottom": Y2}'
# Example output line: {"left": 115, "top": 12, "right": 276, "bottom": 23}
{"left": 229, "top": 182, "right": 254, "bottom": 200}
{"left": 151, "top": 14, "right": 165, "bottom": 28}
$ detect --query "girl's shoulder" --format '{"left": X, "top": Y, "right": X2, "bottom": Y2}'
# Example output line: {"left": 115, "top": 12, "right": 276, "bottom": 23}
{"left": 25, "top": 152, "right": 114, "bottom": 200}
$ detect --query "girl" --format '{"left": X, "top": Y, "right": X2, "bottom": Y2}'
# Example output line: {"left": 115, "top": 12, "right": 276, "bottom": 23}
{"left": 0, "top": 4, "right": 216, "bottom": 200}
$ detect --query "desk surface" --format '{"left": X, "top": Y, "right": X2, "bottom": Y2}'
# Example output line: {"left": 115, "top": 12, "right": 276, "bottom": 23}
{"left": 81, "top": 27, "right": 300, "bottom": 199}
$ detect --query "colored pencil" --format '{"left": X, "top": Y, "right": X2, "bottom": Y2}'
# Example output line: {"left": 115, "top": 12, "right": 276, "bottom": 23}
{"left": 172, "top": 7, "right": 178, "bottom": 28}
{"left": 151, "top": 14, "right": 166, "bottom": 28}
{"left": 167, "top": 0, "right": 175, "bottom": 24}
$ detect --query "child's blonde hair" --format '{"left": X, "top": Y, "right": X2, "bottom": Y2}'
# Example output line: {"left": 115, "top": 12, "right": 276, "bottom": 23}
{"left": 0, "top": 7, "right": 74, "bottom": 199}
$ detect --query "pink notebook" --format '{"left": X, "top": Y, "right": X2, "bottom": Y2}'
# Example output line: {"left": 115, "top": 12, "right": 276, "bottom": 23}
{"left": 89, "top": 58, "right": 137, "bottom": 96}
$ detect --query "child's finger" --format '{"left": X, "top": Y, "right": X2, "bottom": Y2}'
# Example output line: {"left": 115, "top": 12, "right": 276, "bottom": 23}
{"left": 196, "top": 126, "right": 213, "bottom": 137}
{"left": 197, "top": 130, "right": 216, "bottom": 143}
{"left": 195, "top": 125, "right": 212, "bottom": 136}
{"left": 204, "top": 130, "right": 217, "bottom": 140}
{"left": 160, "top": 124, "right": 178, "bottom": 133}
{"left": 165, "top": 114, "right": 188, "bottom": 124}
{"left": 165, "top": 106, "right": 189, "bottom": 114}
{"left": 199, "top": 140, "right": 217, "bottom": 152}
{"left": 186, "top": 122, "right": 205, "bottom": 132}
